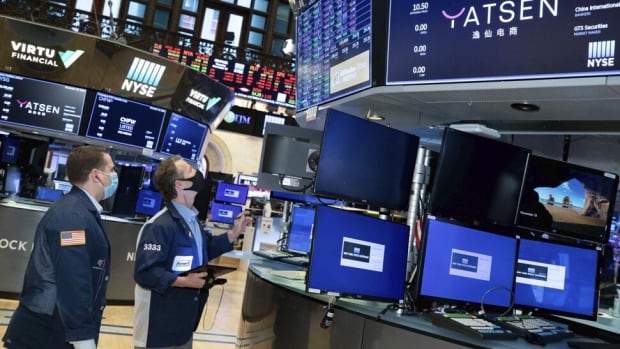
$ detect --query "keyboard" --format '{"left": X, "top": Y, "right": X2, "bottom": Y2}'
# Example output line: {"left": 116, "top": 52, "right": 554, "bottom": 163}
{"left": 253, "top": 250, "right": 292, "bottom": 260}
{"left": 280, "top": 256, "right": 309, "bottom": 267}
{"left": 429, "top": 312, "right": 518, "bottom": 340}
{"left": 494, "top": 315, "right": 574, "bottom": 344}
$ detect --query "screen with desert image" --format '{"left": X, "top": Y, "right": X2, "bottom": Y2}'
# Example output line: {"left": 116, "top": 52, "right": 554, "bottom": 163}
{"left": 516, "top": 155, "right": 619, "bottom": 243}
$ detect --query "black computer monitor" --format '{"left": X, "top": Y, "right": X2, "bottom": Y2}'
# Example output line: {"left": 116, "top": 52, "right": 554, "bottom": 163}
{"left": 306, "top": 205, "right": 410, "bottom": 301}
{"left": 210, "top": 202, "right": 243, "bottom": 225}
{"left": 313, "top": 109, "right": 419, "bottom": 211}
{"left": 428, "top": 127, "right": 530, "bottom": 226}
{"left": 214, "top": 182, "right": 249, "bottom": 205}
{"left": 134, "top": 189, "right": 163, "bottom": 217}
{"left": 415, "top": 216, "right": 519, "bottom": 310}
{"left": 516, "top": 154, "right": 619, "bottom": 243}
{"left": 284, "top": 205, "right": 315, "bottom": 255}
{"left": 513, "top": 238, "right": 601, "bottom": 320}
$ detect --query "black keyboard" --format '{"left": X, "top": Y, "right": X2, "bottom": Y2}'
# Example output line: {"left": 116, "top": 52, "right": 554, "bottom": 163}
{"left": 253, "top": 250, "right": 292, "bottom": 260}
{"left": 280, "top": 256, "right": 309, "bottom": 267}
{"left": 429, "top": 312, "right": 518, "bottom": 340}
{"left": 494, "top": 315, "right": 574, "bottom": 344}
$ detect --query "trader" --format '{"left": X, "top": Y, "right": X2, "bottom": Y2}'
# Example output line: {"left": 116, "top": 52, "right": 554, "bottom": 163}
{"left": 3, "top": 146, "right": 118, "bottom": 349}
{"left": 133, "top": 155, "right": 251, "bottom": 348}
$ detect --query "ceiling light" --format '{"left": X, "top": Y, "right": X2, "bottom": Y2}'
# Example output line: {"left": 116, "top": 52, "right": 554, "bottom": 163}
{"left": 511, "top": 102, "right": 540, "bottom": 112}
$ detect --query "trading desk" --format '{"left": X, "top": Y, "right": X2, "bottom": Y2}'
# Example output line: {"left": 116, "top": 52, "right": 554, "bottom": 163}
{"left": 238, "top": 255, "right": 620, "bottom": 349}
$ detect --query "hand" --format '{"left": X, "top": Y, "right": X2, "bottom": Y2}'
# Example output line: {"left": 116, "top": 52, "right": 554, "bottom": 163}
{"left": 172, "top": 271, "right": 208, "bottom": 289}
{"left": 71, "top": 339, "right": 96, "bottom": 349}
{"left": 228, "top": 210, "right": 252, "bottom": 243}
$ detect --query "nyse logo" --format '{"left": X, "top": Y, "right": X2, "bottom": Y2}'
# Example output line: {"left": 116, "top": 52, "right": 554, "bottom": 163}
{"left": 587, "top": 40, "right": 616, "bottom": 68}
{"left": 121, "top": 57, "right": 166, "bottom": 97}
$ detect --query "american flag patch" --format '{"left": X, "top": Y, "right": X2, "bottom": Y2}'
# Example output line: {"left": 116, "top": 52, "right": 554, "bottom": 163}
{"left": 60, "top": 230, "right": 86, "bottom": 246}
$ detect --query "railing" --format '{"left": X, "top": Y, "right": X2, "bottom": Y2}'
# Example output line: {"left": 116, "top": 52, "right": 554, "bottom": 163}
{"left": 0, "top": 2, "right": 295, "bottom": 73}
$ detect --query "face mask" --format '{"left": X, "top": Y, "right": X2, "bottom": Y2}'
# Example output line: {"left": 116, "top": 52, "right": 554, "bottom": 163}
{"left": 98, "top": 171, "right": 119, "bottom": 199}
{"left": 181, "top": 171, "right": 205, "bottom": 193}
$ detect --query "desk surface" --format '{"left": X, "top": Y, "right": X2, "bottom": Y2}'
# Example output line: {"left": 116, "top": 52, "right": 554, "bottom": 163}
{"left": 235, "top": 252, "right": 620, "bottom": 349}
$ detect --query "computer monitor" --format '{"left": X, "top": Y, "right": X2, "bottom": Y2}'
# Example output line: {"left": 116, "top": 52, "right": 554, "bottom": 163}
{"left": 35, "top": 187, "right": 63, "bottom": 203}
{"left": 0, "top": 137, "right": 19, "bottom": 164}
{"left": 516, "top": 154, "right": 619, "bottom": 243}
{"left": 214, "top": 182, "right": 249, "bottom": 205}
{"left": 284, "top": 205, "right": 315, "bottom": 255}
{"left": 306, "top": 205, "right": 410, "bottom": 301}
{"left": 209, "top": 202, "right": 243, "bottom": 225}
{"left": 134, "top": 189, "right": 163, "bottom": 217}
{"left": 313, "top": 109, "right": 420, "bottom": 211}
{"left": 513, "top": 238, "right": 601, "bottom": 320}
{"left": 4, "top": 166, "right": 21, "bottom": 194}
{"left": 251, "top": 216, "right": 283, "bottom": 252}
{"left": 52, "top": 180, "right": 73, "bottom": 194}
{"left": 428, "top": 127, "right": 530, "bottom": 226}
{"left": 415, "top": 216, "right": 519, "bottom": 310}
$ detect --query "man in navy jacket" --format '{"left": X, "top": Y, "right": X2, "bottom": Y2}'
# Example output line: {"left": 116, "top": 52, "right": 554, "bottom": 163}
{"left": 133, "top": 155, "right": 251, "bottom": 348}
{"left": 3, "top": 146, "right": 118, "bottom": 349}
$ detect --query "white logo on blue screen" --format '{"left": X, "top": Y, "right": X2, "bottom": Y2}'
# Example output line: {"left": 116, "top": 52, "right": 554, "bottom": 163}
{"left": 122, "top": 57, "right": 166, "bottom": 98}
{"left": 441, "top": 0, "right": 559, "bottom": 29}
{"left": 587, "top": 40, "right": 615, "bottom": 68}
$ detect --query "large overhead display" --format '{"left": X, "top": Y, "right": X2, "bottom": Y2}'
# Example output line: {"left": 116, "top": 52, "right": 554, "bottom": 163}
{"left": 295, "top": 0, "right": 372, "bottom": 111}
{"left": 387, "top": 0, "right": 620, "bottom": 84}
{"left": 0, "top": 71, "right": 86, "bottom": 135}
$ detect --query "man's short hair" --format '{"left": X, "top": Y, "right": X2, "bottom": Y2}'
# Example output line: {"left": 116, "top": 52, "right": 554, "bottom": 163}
{"left": 154, "top": 155, "right": 183, "bottom": 202}
{"left": 66, "top": 146, "right": 109, "bottom": 185}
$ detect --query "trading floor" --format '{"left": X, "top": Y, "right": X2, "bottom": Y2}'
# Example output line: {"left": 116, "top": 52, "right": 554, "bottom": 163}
{"left": 0, "top": 269, "right": 248, "bottom": 349}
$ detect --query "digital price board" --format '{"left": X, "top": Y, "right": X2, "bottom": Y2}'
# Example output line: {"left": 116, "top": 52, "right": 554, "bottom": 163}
{"left": 85, "top": 92, "right": 166, "bottom": 150}
{"left": 0, "top": 71, "right": 86, "bottom": 134}
{"left": 152, "top": 43, "right": 296, "bottom": 107}
{"left": 158, "top": 112, "right": 209, "bottom": 163}
{"left": 387, "top": 0, "right": 620, "bottom": 84}
{"left": 295, "top": 0, "right": 372, "bottom": 112}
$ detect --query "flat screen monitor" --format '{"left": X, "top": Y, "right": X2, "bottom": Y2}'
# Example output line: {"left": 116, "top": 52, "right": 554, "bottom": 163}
{"left": 35, "top": 187, "right": 63, "bottom": 203}
{"left": 428, "top": 127, "right": 530, "bottom": 226}
{"left": 386, "top": 0, "right": 620, "bottom": 85}
{"left": 134, "top": 189, "right": 163, "bottom": 217}
{"left": 85, "top": 92, "right": 166, "bottom": 150}
{"left": 306, "top": 205, "right": 409, "bottom": 301}
{"left": 0, "top": 71, "right": 86, "bottom": 135}
{"left": 285, "top": 205, "right": 315, "bottom": 255}
{"left": 514, "top": 238, "right": 600, "bottom": 320}
{"left": 295, "top": 0, "right": 373, "bottom": 112}
{"left": 257, "top": 123, "right": 322, "bottom": 194}
{"left": 214, "top": 182, "right": 249, "bottom": 205}
{"left": 158, "top": 112, "right": 209, "bottom": 163}
{"left": 0, "top": 137, "right": 19, "bottom": 164}
{"left": 313, "top": 109, "right": 419, "bottom": 211}
{"left": 53, "top": 180, "right": 72, "bottom": 194}
{"left": 4, "top": 165, "right": 21, "bottom": 194}
{"left": 416, "top": 216, "right": 518, "bottom": 310}
{"left": 516, "top": 154, "right": 619, "bottom": 243}
{"left": 251, "top": 216, "right": 283, "bottom": 252}
{"left": 210, "top": 202, "right": 243, "bottom": 225}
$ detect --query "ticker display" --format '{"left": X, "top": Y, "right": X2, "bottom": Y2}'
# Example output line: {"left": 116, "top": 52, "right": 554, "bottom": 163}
{"left": 387, "top": 0, "right": 620, "bottom": 84}
{"left": 0, "top": 71, "right": 86, "bottom": 134}
{"left": 85, "top": 92, "right": 166, "bottom": 150}
{"left": 152, "top": 43, "right": 296, "bottom": 107}
{"left": 295, "top": 0, "right": 372, "bottom": 112}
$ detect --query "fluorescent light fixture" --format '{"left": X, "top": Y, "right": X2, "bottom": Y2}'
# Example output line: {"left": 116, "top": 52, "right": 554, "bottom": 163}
{"left": 449, "top": 123, "right": 501, "bottom": 139}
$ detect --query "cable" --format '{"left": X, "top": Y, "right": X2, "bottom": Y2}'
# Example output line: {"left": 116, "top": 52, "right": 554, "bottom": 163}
{"left": 202, "top": 284, "right": 225, "bottom": 331}
{"left": 479, "top": 286, "right": 514, "bottom": 318}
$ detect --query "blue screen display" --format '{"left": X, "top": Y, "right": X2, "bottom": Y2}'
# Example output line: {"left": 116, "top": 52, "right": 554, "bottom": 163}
{"left": 86, "top": 92, "right": 166, "bottom": 150}
{"left": 514, "top": 238, "right": 600, "bottom": 319}
{"left": 158, "top": 112, "right": 209, "bottom": 163}
{"left": 417, "top": 217, "right": 518, "bottom": 308}
{"left": 210, "top": 202, "right": 243, "bottom": 225}
{"left": 307, "top": 205, "right": 409, "bottom": 301}
{"left": 134, "top": 189, "right": 163, "bottom": 216}
{"left": 214, "top": 182, "right": 249, "bottom": 205}
{"left": 35, "top": 187, "right": 63, "bottom": 202}
{"left": 1, "top": 137, "right": 19, "bottom": 164}
{"left": 285, "top": 205, "right": 315, "bottom": 255}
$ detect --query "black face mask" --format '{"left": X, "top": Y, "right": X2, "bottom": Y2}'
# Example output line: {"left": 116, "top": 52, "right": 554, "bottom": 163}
{"left": 181, "top": 171, "right": 206, "bottom": 192}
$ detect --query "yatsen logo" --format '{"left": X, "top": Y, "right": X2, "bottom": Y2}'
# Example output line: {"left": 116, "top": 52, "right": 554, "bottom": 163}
{"left": 587, "top": 40, "right": 615, "bottom": 68}
{"left": 441, "top": 0, "right": 558, "bottom": 29}
{"left": 121, "top": 57, "right": 166, "bottom": 97}
{"left": 16, "top": 99, "right": 61, "bottom": 115}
